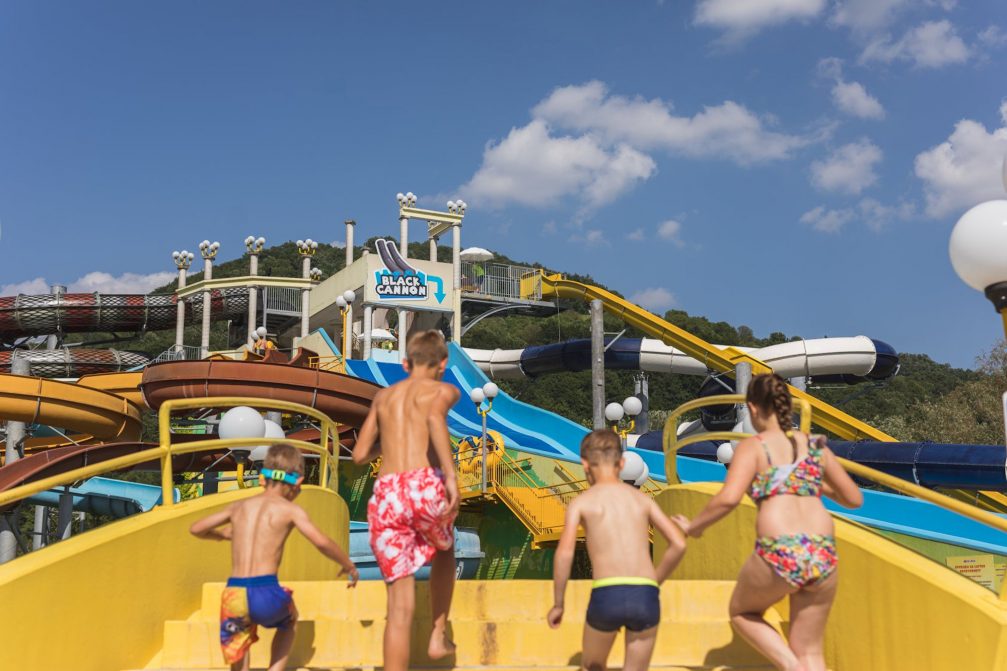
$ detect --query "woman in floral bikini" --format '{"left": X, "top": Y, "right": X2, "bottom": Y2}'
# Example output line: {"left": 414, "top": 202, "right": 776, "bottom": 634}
{"left": 674, "top": 374, "right": 863, "bottom": 671}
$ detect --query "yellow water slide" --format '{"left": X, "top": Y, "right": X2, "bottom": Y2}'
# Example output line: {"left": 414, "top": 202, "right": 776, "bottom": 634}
{"left": 522, "top": 271, "right": 1007, "bottom": 510}
{"left": 0, "top": 373, "right": 142, "bottom": 455}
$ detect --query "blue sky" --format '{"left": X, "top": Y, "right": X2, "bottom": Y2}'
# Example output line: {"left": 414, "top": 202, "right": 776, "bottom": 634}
{"left": 1, "top": 1, "right": 1005, "bottom": 367}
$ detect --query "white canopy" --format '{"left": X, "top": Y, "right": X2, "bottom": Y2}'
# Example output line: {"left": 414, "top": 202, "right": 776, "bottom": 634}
{"left": 460, "top": 247, "right": 493, "bottom": 262}
{"left": 370, "top": 328, "right": 397, "bottom": 342}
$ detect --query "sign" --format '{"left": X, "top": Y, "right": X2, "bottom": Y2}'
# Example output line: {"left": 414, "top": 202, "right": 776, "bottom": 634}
{"left": 363, "top": 239, "right": 453, "bottom": 312}
{"left": 946, "top": 554, "right": 996, "bottom": 590}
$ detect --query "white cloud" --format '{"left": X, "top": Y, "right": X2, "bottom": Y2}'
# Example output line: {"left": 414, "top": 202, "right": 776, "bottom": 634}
{"left": 656, "top": 219, "right": 685, "bottom": 247}
{"left": 831, "top": 0, "right": 956, "bottom": 35}
{"left": 569, "top": 229, "right": 609, "bottom": 246}
{"left": 459, "top": 119, "right": 656, "bottom": 209}
{"left": 627, "top": 228, "right": 645, "bottom": 241}
{"left": 978, "top": 25, "right": 1007, "bottom": 49}
{"left": 533, "top": 81, "right": 815, "bottom": 165}
{"left": 1, "top": 270, "right": 176, "bottom": 297}
{"left": 833, "top": 81, "right": 885, "bottom": 120}
{"left": 818, "top": 57, "right": 885, "bottom": 120}
{"left": 330, "top": 240, "right": 346, "bottom": 249}
{"left": 914, "top": 106, "right": 1007, "bottom": 217}
{"left": 630, "top": 287, "right": 676, "bottom": 313}
{"left": 857, "top": 198, "right": 915, "bottom": 231}
{"left": 861, "top": 20, "right": 971, "bottom": 68}
{"left": 810, "top": 139, "right": 883, "bottom": 195}
{"left": 800, "top": 206, "right": 854, "bottom": 233}
{"left": 694, "top": 0, "right": 826, "bottom": 42}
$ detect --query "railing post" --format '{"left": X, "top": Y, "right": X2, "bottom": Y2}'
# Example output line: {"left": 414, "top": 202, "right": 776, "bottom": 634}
{"left": 320, "top": 421, "right": 331, "bottom": 489}
{"left": 57, "top": 487, "right": 74, "bottom": 541}
{"left": 159, "top": 404, "right": 174, "bottom": 507}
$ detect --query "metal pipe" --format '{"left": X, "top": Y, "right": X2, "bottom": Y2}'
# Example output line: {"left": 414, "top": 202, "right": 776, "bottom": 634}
{"left": 46, "top": 284, "right": 65, "bottom": 349}
{"left": 452, "top": 223, "right": 461, "bottom": 341}
{"left": 57, "top": 487, "right": 73, "bottom": 541}
{"left": 591, "top": 299, "right": 605, "bottom": 429}
{"left": 32, "top": 506, "right": 45, "bottom": 551}
{"left": 481, "top": 408, "right": 488, "bottom": 495}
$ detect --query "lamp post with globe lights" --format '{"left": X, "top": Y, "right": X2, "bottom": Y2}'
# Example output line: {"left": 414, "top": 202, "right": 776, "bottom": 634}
{"left": 296, "top": 239, "right": 319, "bottom": 339}
{"left": 605, "top": 396, "right": 643, "bottom": 448}
{"left": 949, "top": 164, "right": 1007, "bottom": 442}
{"left": 171, "top": 250, "right": 195, "bottom": 351}
{"left": 198, "top": 240, "right": 220, "bottom": 358}
{"left": 470, "top": 382, "right": 500, "bottom": 494}
{"left": 396, "top": 192, "right": 418, "bottom": 257}
{"left": 244, "top": 236, "right": 266, "bottom": 342}
{"left": 335, "top": 290, "right": 357, "bottom": 360}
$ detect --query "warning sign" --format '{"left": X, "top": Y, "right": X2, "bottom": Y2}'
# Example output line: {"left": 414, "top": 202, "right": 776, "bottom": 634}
{"left": 946, "top": 554, "right": 996, "bottom": 590}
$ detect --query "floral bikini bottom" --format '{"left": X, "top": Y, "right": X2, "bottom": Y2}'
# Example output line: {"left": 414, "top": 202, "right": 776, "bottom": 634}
{"left": 755, "top": 533, "right": 838, "bottom": 588}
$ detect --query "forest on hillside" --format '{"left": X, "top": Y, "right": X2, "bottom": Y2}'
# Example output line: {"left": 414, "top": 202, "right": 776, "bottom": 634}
{"left": 70, "top": 239, "right": 1000, "bottom": 445}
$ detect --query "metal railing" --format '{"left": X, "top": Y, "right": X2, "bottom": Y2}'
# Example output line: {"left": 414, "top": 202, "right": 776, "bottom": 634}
{"left": 262, "top": 286, "right": 302, "bottom": 314}
{"left": 148, "top": 345, "right": 204, "bottom": 364}
{"left": 0, "top": 397, "right": 339, "bottom": 515}
{"left": 305, "top": 355, "right": 346, "bottom": 374}
{"left": 461, "top": 262, "right": 537, "bottom": 300}
{"left": 662, "top": 393, "right": 1007, "bottom": 600}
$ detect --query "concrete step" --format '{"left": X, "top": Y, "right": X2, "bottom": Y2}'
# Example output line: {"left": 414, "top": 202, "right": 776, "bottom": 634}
{"left": 160, "top": 618, "right": 775, "bottom": 668}
{"left": 195, "top": 580, "right": 748, "bottom": 623}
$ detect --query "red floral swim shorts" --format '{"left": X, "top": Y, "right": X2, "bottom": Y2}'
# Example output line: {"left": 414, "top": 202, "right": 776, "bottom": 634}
{"left": 368, "top": 466, "right": 455, "bottom": 583}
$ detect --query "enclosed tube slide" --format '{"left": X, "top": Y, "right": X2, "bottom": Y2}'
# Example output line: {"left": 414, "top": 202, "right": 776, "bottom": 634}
{"left": 0, "top": 289, "right": 249, "bottom": 342}
{"left": 0, "top": 348, "right": 150, "bottom": 378}
{"left": 466, "top": 336, "right": 898, "bottom": 382}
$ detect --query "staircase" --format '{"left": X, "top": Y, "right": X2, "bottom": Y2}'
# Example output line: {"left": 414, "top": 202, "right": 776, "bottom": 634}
{"left": 133, "top": 580, "right": 780, "bottom": 670}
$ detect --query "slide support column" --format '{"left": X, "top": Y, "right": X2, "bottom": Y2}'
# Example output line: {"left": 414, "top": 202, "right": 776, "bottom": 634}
{"left": 591, "top": 299, "right": 605, "bottom": 430}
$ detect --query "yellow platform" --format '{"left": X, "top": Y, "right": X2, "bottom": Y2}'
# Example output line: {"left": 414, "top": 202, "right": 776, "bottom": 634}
{"left": 141, "top": 580, "right": 779, "bottom": 670}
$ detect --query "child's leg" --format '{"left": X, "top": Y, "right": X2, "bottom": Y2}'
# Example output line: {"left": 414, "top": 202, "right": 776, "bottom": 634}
{"left": 581, "top": 623, "right": 618, "bottom": 671}
{"left": 428, "top": 545, "right": 457, "bottom": 659}
{"left": 787, "top": 573, "right": 837, "bottom": 671}
{"left": 267, "top": 604, "right": 298, "bottom": 671}
{"left": 384, "top": 576, "right": 416, "bottom": 671}
{"left": 729, "top": 554, "right": 801, "bottom": 671}
{"left": 230, "top": 653, "right": 251, "bottom": 671}
{"left": 623, "top": 626, "right": 658, "bottom": 671}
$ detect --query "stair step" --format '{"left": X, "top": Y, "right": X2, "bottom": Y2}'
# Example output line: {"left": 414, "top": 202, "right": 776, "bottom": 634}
{"left": 160, "top": 618, "right": 775, "bottom": 668}
{"left": 196, "top": 580, "right": 747, "bottom": 622}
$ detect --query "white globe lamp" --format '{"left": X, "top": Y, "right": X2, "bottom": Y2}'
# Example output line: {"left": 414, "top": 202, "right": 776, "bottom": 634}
{"left": 622, "top": 396, "right": 643, "bottom": 417}
{"left": 604, "top": 402, "right": 625, "bottom": 423}
{"left": 469, "top": 388, "right": 485, "bottom": 405}
{"left": 717, "top": 442, "right": 735, "bottom": 464}
{"left": 256, "top": 326, "right": 268, "bottom": 338}
{"left": 250, "top": 419, "right": 287, "bottom": 462}
{"left": 949, "top": 200, "right": 1007, "bottom": 334}
{"left": 342, "top": 289, "right": 356, "bottom": 304}
{"left": 619, "top": 450, "right": 647, "bottom": 486}
{"left": 218, "top": 406, "right": 266, "bottom": 456}
{"left": 482, "top": 382, "right": 499, "bottom": 399}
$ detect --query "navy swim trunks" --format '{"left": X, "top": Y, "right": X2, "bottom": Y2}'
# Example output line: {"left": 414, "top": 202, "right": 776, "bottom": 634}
{"left": 585, "top": 577, "right": 661, "bottom": 633}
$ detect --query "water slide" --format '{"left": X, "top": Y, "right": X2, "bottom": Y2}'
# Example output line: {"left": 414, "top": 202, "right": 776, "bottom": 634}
{"left": 467, "top": 335, "right": 899, "bottom": 383}
{"left": 521, "top": 271, "right": 1007, "bottom": 511}
{"left": 0, "top": 348, "right": 150, "bottom": 377}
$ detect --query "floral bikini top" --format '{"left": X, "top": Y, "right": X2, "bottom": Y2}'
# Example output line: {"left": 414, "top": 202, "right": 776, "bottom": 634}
{"left": 748, "top": 433, "right": 823, "bottom": 502}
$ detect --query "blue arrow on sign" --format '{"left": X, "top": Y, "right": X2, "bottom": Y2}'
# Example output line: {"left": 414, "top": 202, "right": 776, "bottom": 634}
{"left": 428, "top": 275, "right": 446, "bottom": 303}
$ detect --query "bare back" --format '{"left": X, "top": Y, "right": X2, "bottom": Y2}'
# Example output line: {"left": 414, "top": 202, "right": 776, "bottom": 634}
{"left": 751, "top": 431, "right": 834, "bottom": 538}
{"left": 228, "top": 492, "right": 299, "bottom": 577}
{"left": 575, "top": 482, "right": 657, "bottom": 581}
{"left": 373, "top": 377, "right": 456, "bottom": 475}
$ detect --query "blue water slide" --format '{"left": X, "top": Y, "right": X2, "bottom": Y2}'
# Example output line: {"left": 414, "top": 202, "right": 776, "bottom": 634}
{"left": 344, "top": 343, "right": 667, "bottom": 481}
{"left": 27, "top": 476, "right": 179, "bottom": 518}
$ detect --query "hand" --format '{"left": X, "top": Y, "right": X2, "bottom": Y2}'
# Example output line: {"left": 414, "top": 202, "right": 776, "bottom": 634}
{"left": 547, "top": 605, "right": 564, "bottom": 629}
{"left": 672, "top": 514, "right": 700, "bottom": 538}
{"left": 340, "top": 564, "right": 360, "bottom": 588}
{"left": 444, "top": 477, "right": 460, "bottom": 518}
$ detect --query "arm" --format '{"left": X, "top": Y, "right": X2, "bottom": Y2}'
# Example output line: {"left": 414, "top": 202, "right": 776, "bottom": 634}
{"left": 351, "top": 392, "right": 382, "bottom": 465}
{"left": 189, "top": 506, "right": 233, "bottom": 542}
{"left": 819, "top": 440, "right": 863, "bottom": 509}
{"left": 428, "top": 384, "right": 461, "bottom": 514}
{"left": 291, "top": 506, "right": 360, "bottom": 586}
{"left": 648, "top": 498, "right": 687, "bottom": 583}
{"left": 547, "top": 499, "right": 581, "bottom": 628}
{"left": 677, "top": 439, "right": 760, "bottom": 538}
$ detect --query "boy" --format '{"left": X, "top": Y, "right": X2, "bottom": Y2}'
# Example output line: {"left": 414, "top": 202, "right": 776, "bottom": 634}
{"left": 352, "top": 329, "right": 461, "bottom": 671}
{"left": 548, "top": 430, "right": 688, "bottom": 671}
{"left": 190, "top": 443, "right": 359, "bottom": 671}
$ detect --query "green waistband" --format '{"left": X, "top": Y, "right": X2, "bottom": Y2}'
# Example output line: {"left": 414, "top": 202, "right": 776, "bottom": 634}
{"left": 592, "top": 576, "right": 659, "bottom": 589}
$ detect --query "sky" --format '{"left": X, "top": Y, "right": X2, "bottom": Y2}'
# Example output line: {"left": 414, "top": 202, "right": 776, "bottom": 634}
{"left": 1, "top": 1, "right": 1005, "bottom": 367}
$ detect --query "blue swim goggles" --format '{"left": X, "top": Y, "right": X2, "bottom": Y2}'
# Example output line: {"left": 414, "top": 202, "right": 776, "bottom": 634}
{"left": 260, "top": 468, "right": 300, "bottom": 486}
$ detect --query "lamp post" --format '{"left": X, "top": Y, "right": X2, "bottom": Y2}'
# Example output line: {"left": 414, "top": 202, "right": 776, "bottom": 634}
{"left": 447, "top": 200, "right": 467, "bottom": 342}
{"left": 335, "top": 289, "right": 357, "bottom": 360}
{"left": 171, "top": 250, "right": 194, "bottom": 351}
{"left": 470, "top": 382, "right": 500, "bottom": 494}
{"left": 396, "top": 192, "right": 418, "bottom": 257}
{"left": 296, "top": 238, "right": 319, "bottom": 339}
{"left": 197, "top": 240, "right": 220, "bottom": 358}
{"left": 244, "top": 235, "right": 266, "bottom": 342}
{"left": 605, "top": 396, "right": 643, "bottom": 448}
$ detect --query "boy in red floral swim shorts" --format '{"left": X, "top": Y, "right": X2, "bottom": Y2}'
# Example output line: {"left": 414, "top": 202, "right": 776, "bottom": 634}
{"left": 352, "top": 330, "right": 461, "bottom": 671}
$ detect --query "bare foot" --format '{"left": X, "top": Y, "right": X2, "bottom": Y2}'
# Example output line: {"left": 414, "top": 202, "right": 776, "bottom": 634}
{"left": 428, "top": 629, "right": 456, "bottom": 660}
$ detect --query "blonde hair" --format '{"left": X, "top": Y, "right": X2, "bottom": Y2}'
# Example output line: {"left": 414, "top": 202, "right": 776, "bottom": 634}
{"left": 580, "top": 429, "right": 622, "bottom": 466}
{"left": 263, "top": 443, "right": 305, "bottom": 486}
{"left": 406, "top": 330, "right": 449, "bottom": 367}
